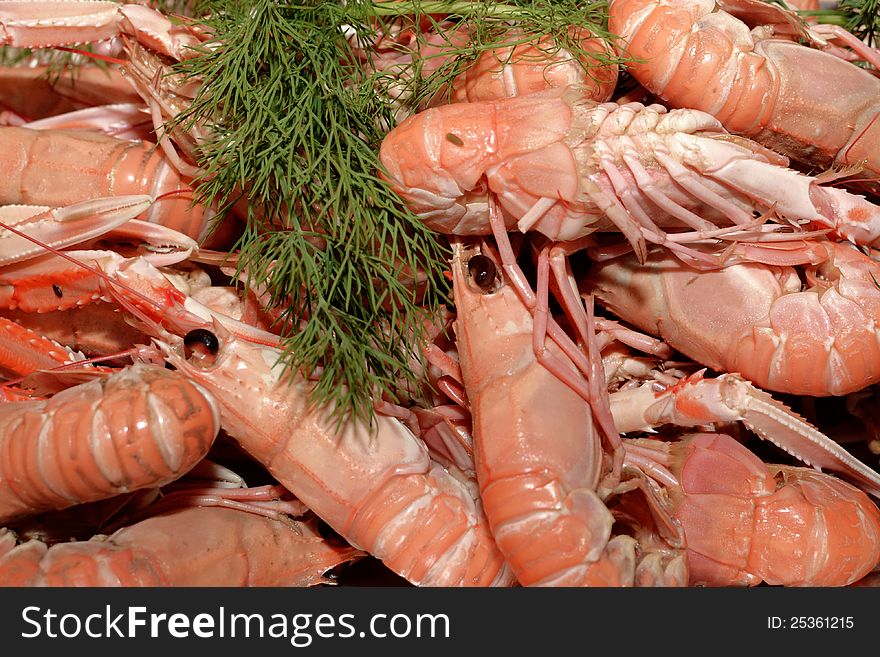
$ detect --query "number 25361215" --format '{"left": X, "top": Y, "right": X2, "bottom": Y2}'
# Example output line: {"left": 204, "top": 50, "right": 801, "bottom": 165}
{"left": 768, "top": 617, "right": 854, "bottom": 629}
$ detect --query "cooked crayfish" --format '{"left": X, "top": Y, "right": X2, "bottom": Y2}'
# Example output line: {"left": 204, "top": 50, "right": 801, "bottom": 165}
{"left": 0, "top": 364, "right": 219, "bottom": 523}
{"left": 452, "top": 240, "right": 633, "bottom": 586}
{"left": 0, "top": 506, "right": 361, "bottom": 586}
{"left": 589, "top": 239, "right": 880, "bottom": 397}
{"left": 157, "top": 323, "right": 514, "bottom": 588}
{"left": 608, "top": 0, "right": 880, "bottom": 192}
{"left": 380, "top": 89, "right": 880, "bottom": 262}
{"left": 626, "top": 432, "right": 880, "bottom": 586}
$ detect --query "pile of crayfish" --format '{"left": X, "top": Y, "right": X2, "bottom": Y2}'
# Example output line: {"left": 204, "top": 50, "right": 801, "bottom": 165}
{"left": 1, "top": 0, "right": 880, "bottom": 587}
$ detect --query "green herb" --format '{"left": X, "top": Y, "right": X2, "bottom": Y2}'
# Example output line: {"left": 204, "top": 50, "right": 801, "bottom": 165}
{"left": 169, "top": 0, "right": 613, "bottom": 425}
{"left": 367, "top": 0, "right": 618, "bottom": 108}
{"left": 804, "top": 0, "right": 880, "bottom": 48}
{"left": 0, "top": 43, "right": 113, "bottom": 92}
{"left": 839, "top": 0, "right": 879, "bottom": 47}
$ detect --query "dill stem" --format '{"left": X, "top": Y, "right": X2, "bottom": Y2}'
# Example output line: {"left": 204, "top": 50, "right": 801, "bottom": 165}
{"left": 369, "top": 0, "right": 608, "bottom": 21}
{"left": 804, "top": 9, "right": 849, "bottom": 25}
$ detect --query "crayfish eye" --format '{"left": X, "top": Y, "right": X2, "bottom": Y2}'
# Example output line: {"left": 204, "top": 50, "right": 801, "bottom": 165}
{"left": 184, "top": 329, "right": 219, "bottom": 365}
{"left": 467, "top": 254, "right": 497, "bottom": 291}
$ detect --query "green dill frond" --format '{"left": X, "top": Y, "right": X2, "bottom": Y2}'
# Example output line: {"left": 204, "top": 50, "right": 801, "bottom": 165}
{"left": 0, "top": 43, "right": 111, "bottom": 79}
{"left": 369, "top": 0, "right": 611, "bottom": 28}
{"left": 805, "top": 0, "right": 880, "bottom": 48}
{"left": 0, "top": 46, "right": 38, "bottom": 67}
{"left": 169, "top": 0, "right": 616, "bottom": 425}
{"left": 365, "top": 0, "right": 619, "bottom": 109}
{"left": 839, "top": 0, "right": 880, "bottom": 47}
{"left": 174, "top": 0, "right": 449, "bottom": 425}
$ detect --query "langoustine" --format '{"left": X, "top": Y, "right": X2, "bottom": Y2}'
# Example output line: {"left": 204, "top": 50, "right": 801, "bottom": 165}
{"left": 448, "top": 234, "right": 880, "bottom": 586}
{"left": 0, "top": 506, "right": 362, "bottom": 586}
{"left": 359, "top": 19, "right": 618, "bottom": 113}
{"left": 608, "top": 0, "right": 880, "bottom": 192}
{"left": 379, "top": 88, "right": 880, "bottom": 260}
{"left": 587, "top": 239, "right": 880, "bottom": 396}
{"left": 0, "top": 1, "right": 240, "bottom": 245}
{"left": 0, "top": 363, "right": 219, "bottom": 524}
{"left": 0, "top": 0, "right": 876, "bottom": 588}
{"left": 626, "top": 432, "right": 880, "bottom": 586}
{"left": 451, "top": 240, "right": 639, "bottom": 586}
{"left": 156, "top": 323, "right": 514, "bottom": 587}
{"left": 0, "top": 126, "right": 221, "bottom": 244}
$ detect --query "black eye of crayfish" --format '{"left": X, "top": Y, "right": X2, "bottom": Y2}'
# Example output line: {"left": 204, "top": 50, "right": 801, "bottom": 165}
{"left": 184, "top": 329, "right": 220, "bottom": 365}
{"left": 467, "top": 254, "right": 497, "bottom": 291}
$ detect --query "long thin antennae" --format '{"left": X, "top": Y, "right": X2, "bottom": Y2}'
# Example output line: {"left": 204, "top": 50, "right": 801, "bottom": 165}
{"left": 0, "top": 346, "right": 149, "bottom": 390}
{"left": 0, "top": 214, "right": 282, "bottom": 348}
{"left": 0, "top": 218, "right": 169, "bottom": 314}
{"left": 54, "top": 46, "right": 127, "bottom": 66}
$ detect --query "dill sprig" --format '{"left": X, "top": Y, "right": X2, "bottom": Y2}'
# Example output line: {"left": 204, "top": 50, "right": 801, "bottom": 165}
{"left": 171, "top": 0, "right": 613, "bottom": 424}
{"left": 803, "top": 0, "right": 880, "bottom": 47}
{"left": 369, "top": 0, "right": 612, "bottom": 37}
{"left": 839, "top": 0, "right": 880, "bottom": 47}
{"left": 176, "top": 0, "right": 449, "bottom": 425}
{"left": 366, "top": 0, "right": 618, "bottom": 109}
